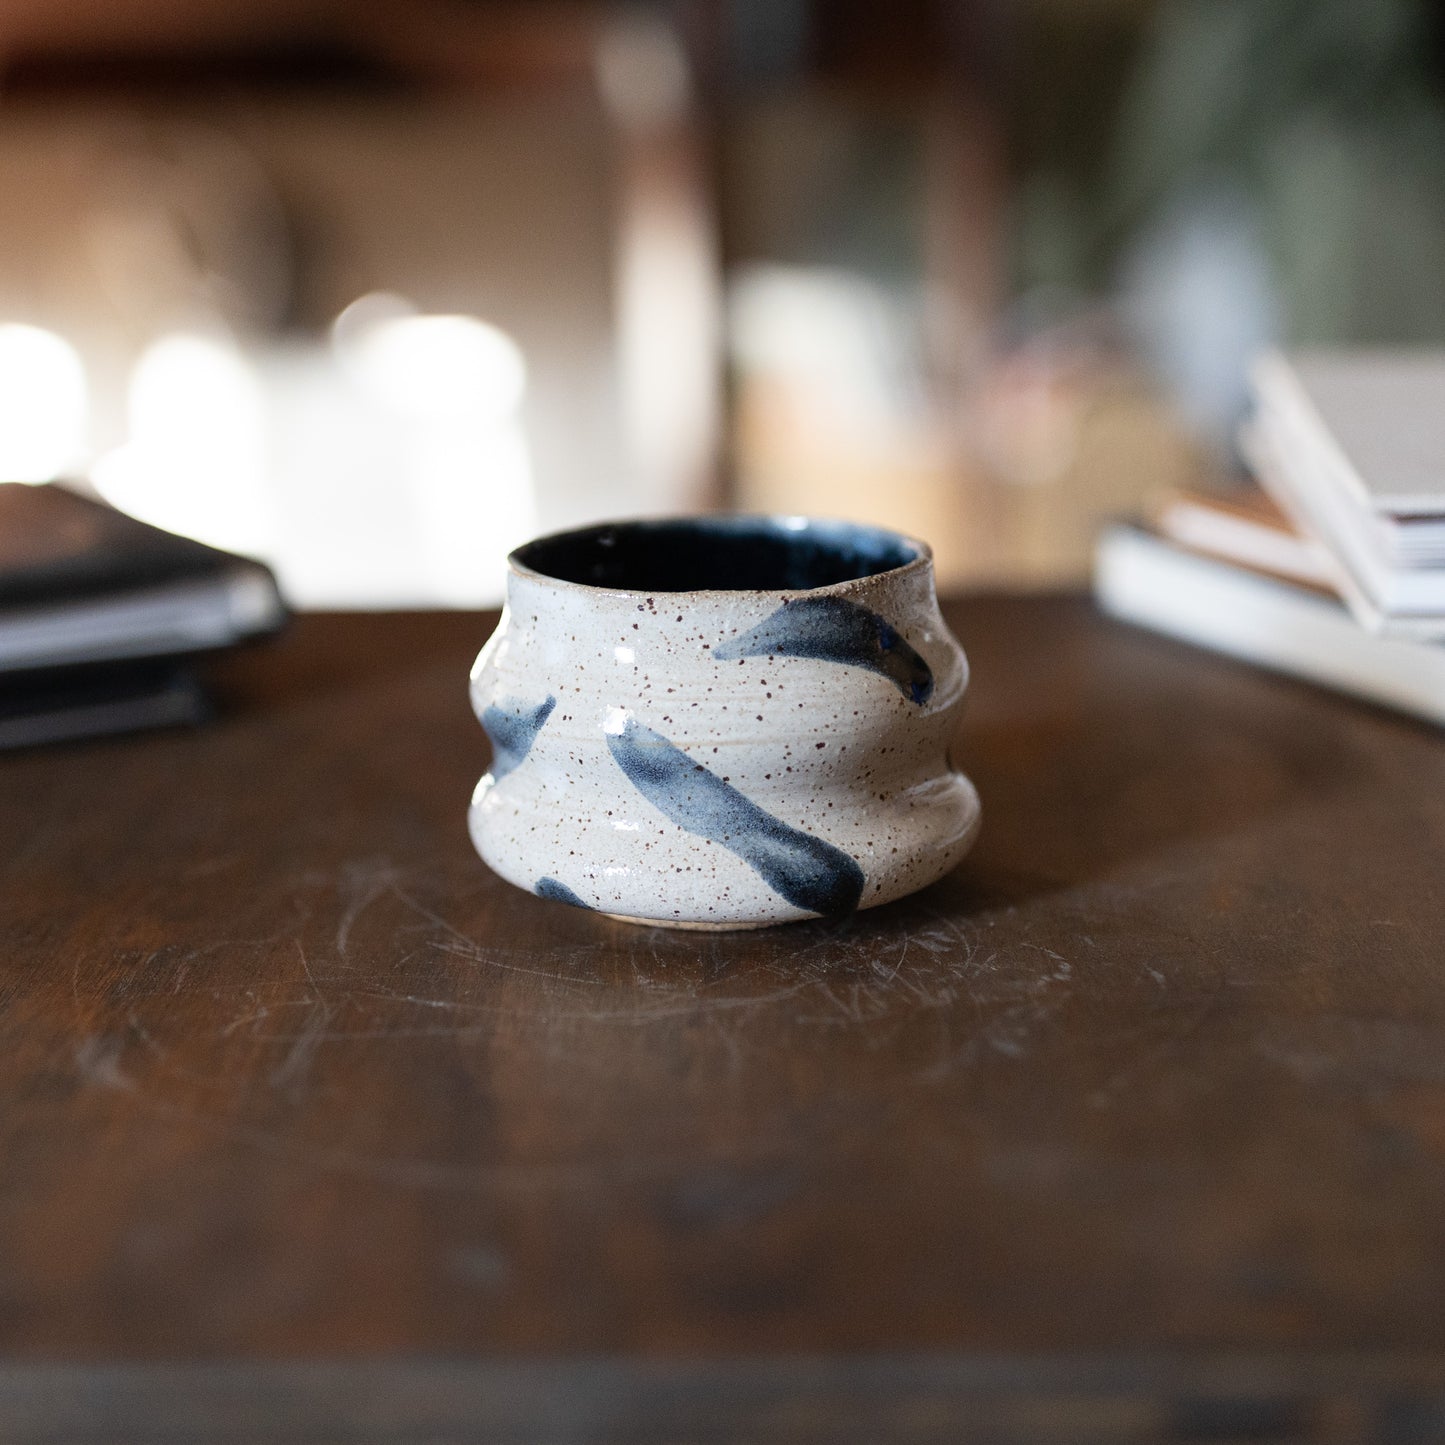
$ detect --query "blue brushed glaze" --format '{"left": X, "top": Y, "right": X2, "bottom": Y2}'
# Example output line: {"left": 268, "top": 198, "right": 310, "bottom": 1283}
{"left": 535, "top": 876, "right": 590, "bottom": 909}
{"left": 714, "top": 596, "right": 933, "bottom": 704}
{"left": 605, "top": 718, "right": 865, "bottom": 916}
{"left": 481, "top": 694, "right": 556, "bottom": 780}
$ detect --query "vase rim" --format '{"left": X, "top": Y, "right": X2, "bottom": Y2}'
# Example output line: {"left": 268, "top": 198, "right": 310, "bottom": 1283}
{"left": 508, "top": 514, "right": 933, "bottom": 599}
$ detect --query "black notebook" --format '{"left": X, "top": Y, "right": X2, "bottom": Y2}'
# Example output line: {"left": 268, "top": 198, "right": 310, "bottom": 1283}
{"left": 0, "top": 484, "right": 287, "bottom": 746}
{"left": 0, "top": 483, "right": 286, "bottom": 676}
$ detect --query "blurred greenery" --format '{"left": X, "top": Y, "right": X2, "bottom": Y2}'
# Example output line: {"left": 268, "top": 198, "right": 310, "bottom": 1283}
{"left": 1019, "top": 0, "right": 1445, "bottom": 345}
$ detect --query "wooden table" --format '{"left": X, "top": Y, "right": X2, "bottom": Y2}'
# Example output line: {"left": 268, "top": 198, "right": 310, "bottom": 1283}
{"left": 4, "top": 599, "right": 1445, "bottom": 1442}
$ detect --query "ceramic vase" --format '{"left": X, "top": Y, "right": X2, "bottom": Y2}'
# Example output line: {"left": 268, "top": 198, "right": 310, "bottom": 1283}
{"left": 468, "top": 517, "right": 980, "bottom": 928}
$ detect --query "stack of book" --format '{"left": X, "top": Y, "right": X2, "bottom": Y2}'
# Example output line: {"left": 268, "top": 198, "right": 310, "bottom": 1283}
{"left": 1095, "top": 350, "right": 1445, "bottom": 726}
{"left": 0, "top": 483, "right": 287, "bottom": 748}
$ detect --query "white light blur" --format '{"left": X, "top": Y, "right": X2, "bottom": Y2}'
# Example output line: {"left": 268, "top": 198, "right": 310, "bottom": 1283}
{"left": 595, "top": 14, "right": 691, "bottom": 127}
{"left": 0, "top": 324, "right": 88, "bottom": 483}
{"left": 603, "top": 706, "right": 629, "bottom": 736}
{"left": 91, "top": 332, "right": 273, "bottom": 556}
{"left": 332, "top": 293, "right": 527, "bottom": 423}
{"left": 613, "top": 645, "right": 636, "bottom": 664}
{"left": 728, "top": 265, "right": 918, "bottom": 440}
{"left": 409, "top": 421, "right": 537, "bottom": 606}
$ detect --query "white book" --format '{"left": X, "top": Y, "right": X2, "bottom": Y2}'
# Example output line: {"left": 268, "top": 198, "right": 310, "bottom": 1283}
{"left": 1094, "top": 525, "right": 1445, "bottom": 728}
{"left": 1371, "top": 508, "right": 1445, "bottom": 567}
{"left": 1250, "top": 348, "right": 1445, "bottom": 569}
{"left": 1243, "top": 417, "right": 1445, "bottom": 637}
{"left": 1261, "top": 423, "right": 1445, "bottom": 570}
{"left": 1252, "top": 348, "right": 1445, "bottom": 516}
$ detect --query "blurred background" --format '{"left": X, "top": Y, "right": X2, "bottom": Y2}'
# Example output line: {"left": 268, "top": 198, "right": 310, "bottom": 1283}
{"left": 0, "top": 0, "right": 1442, "bottom": 605}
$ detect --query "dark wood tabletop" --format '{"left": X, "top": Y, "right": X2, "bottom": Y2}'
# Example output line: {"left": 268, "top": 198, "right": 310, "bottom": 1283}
{"left": 4, "top": 597, "right": 1445, "bottom": 1442}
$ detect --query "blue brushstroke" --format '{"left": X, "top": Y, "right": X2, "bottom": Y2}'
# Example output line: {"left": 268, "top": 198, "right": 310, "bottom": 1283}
{"left": 605, "top": 718, "right": 865, "bottom": 917}
{"left": 481, "top": 694, "right": 556, "bottom": 780}
{"left": 714, "top": 596, "right": 932, "bottom": 704}
{"left": 535, "top": 876, "right": 591, "bottom": 909}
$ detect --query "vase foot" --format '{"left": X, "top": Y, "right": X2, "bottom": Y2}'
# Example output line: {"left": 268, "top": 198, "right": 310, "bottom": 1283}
{"left": 601, "top": 912, "right": 778, "bottom": 932}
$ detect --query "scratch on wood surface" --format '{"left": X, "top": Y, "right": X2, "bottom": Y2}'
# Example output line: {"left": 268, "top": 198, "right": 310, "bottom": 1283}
{"left": 388, "top": 884, "right": 482, "bottom": 950}
{"left": 228, "top": 983, "right": 823, "bottom": 1042}
{"left": 73, "top": 1035, "right": 134, "bottom": 1092}
{"left": 1086, "top": 967, "right": 1224, "bottom": 1109}
{"left": 1256, "top": 1017, "right": 1445, "bottom": 1088}
{"left": 74, "top": 876, "right": 1094, "bottom": 1114}
{"left": 429, "top": 937, "right": 608, "bottom": 987}
{"left": 220, "top": 998, "right": 276, "bottom": 1038}
{"left": 68, "top": 1028, "right": 794, "bottom": 1193}
{"left": 59, "top": 894, "right": 1103, "bottom": 1193}
{"left": 334, "top": 858, "right": 405, "bottom": 957}
{"left": 267, "top": 943, "right": 335, "bottom": 1092}
{"left": 295, "top": 940, "right": 322, "bottom": 996}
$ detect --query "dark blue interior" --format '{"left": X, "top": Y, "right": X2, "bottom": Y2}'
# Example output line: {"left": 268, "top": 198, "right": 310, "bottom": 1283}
{"left": 513, "top": 517, "right": 920, "bottom": 592}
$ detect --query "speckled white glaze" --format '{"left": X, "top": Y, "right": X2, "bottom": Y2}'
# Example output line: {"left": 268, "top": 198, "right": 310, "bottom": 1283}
{"left": 468, "top": 518, "right": 980, "bottom": 928}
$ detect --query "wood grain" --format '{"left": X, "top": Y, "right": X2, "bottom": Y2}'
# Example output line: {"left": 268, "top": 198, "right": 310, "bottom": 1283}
{"left": 3, "top": 599, "right": 1445, "bottom": 1434}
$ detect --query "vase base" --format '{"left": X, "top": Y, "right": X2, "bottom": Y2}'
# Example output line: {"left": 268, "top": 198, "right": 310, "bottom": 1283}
{"left": 602, "top": 912, "right": 777, "bottom": 932}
